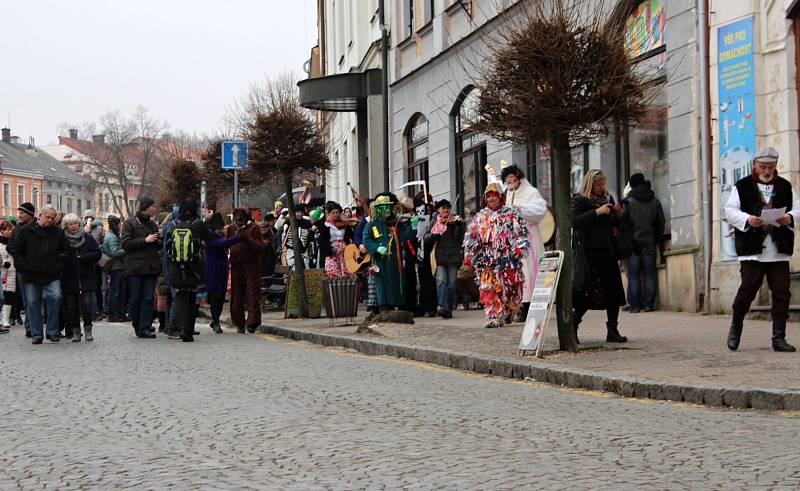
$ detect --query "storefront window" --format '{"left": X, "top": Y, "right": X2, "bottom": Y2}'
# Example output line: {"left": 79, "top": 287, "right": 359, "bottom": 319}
{"left": 455, "top": 88, "right": 487, "bottom": 219}
{"left": 625, "top": 0, "right": 665, "bottom": 59}
{"left": 406, "top": 114, "right": 429, "bottom": 196}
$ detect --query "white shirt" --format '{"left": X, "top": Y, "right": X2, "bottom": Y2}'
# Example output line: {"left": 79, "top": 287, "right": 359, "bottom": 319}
{"left": 325, "top": 221, "right": 346, "bottom": 242}
{"left": 724, "top": 183, "right": 800, "bottom": 262}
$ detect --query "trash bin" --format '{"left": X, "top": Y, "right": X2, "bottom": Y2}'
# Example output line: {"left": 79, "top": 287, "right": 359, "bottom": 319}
{"left": 323, "top": 277, "right": 359, "bottom": 324}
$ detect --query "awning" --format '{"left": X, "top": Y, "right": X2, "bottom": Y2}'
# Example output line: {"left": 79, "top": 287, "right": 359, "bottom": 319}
{"left": 298, "top": 69, "right": 382, "bottom": 112}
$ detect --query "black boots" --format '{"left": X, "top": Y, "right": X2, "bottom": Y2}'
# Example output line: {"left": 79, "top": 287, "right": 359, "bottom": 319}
{"left": 772, "top": 318, "right": 796, "bottom": 352}
{"left": 157, "top": 312, "right": 166, "bottom": 333}
{"left": 727, "top": 313, "right": 744, "bottom": 351}
{"left": 606, "top": 322, "right": 628, "bottom": 343}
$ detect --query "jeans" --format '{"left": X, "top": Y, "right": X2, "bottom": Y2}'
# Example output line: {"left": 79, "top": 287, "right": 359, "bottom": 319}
{"left": 17, "top": 272, "right": 29, "bottom": 330}
{"left": 171, "top": 287, "right": 198, "bottom": 338}
{"left": 63, "top": 292, "right": 92, "bottom": 336}
{"left": 107, "top": 270, "right": 124, "bottom": 318}
{"left": 627, "top": 253, "right": 656, "bottom": 311}
{"left": 126, "top": 274, "right": 157, "bottom": 335}
{"left": 435, "top": 264, "right": 459, "bottom": 312}
{"left": 24, "top": 279, "right": 62, "bottom": 340}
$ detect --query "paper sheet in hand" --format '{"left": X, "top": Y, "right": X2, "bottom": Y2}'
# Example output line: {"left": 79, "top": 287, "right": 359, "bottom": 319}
{"left": 760, "top": 207, "right": 786, "bottom": 226}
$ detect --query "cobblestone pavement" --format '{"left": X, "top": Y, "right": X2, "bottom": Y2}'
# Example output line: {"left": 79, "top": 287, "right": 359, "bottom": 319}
{"left": 1, "top": 321, "right": 800, "bottom": 489}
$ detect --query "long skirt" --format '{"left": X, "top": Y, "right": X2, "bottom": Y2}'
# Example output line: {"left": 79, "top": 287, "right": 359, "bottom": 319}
{"left": 574, "top": 247, "right": 625, "bottom": 311}
{"left": 324, "top": 240, "right": 352, "bottom": 279}
{"left": 477, "top": 266, "right": 524, "bottom": 321}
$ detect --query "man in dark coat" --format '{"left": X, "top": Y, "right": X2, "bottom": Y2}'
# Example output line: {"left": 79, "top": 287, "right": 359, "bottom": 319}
{"left": 624, "top": 173, "right": 665, "bottom": 313}
{"left": 11, "top": 205, "right": 67, "bottom": 344}
{"left": 62, "top": 213, "right": 102, "bottom": 342}
{"left": 120, "top": 197, "right": 162, "bottom": 339}
{"left": 229, "top": 208, "right": 265, "bottom": 333}
{"left": 7, "top": 201, "right": 36, "bottom": 336}
{"left": 724, "top": 147, "right": 799, "bottom": 352}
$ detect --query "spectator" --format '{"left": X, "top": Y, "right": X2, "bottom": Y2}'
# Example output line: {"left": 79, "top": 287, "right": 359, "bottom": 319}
{"left": 571, "top": 170, "right": 628, "bottom": 344}
{"left": 61, "top": 213, "right": 102, "bottom": 342}
{"left": 11, "top": 205, "right": 66, "bottom": 344}
{"left": 0, "top": 220, "right": 13, "bottom": 334}
{"left": 425, "top": 199, "right": 465, "bottom": 319}
{"left": 121, "top": 197, "right": 162, "bottom": 339}
{"left": 82, "top": 209, "right": 105, "bottom": 321}
{"left": 165, "top": 198, "right": 215, "bottom": 342}
{"left": 278, "top": 204, "right": 311, "bottom": 268}
{"left": 624, "top": 173, "right": 665, "bottom": 313}
{"left": 102, "top": 215, "right": 127, "bottom": 322}
{"left": 204, "top": 212, "right": 240, "bottom": 333}
{"left": 229, "top": 208, "right": 265, "bottom": 333}
{"left": 7, "top": 202, "right": 36, "bottom": 337}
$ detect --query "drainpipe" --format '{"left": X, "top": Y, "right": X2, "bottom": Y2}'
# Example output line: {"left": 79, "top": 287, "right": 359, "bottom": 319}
{"left": 699, "top": 0, "right": 712, "bottom": 314}
{"left": 379, "top": 0, "right": 390, "bottom": 192}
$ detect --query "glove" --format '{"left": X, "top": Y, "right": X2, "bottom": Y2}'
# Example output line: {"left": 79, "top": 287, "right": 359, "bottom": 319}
{"left": 410, "top": 215, "right": 420, "bottom": 230}
{"left": 376, "top": 246, "right": 388, "bottom": 256}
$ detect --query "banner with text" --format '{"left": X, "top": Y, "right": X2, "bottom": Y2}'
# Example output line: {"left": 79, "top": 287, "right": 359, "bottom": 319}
{"left": 717, "top": 16, "right": 755, "bottom": 260}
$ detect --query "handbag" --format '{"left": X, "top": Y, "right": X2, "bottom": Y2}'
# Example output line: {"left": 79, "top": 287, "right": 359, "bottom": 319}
{"left": 98, "top": 253, "right": 113, "bottom": 271}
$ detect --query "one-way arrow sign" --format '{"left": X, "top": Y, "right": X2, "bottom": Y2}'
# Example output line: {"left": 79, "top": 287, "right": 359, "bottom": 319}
{"left": 221, "top": 141, "right": 248, "bottom": 170}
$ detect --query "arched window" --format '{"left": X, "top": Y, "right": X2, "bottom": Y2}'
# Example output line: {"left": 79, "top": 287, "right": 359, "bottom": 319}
{"left": 405, "top": 114, "right": 429, "bottom": 195}
{"left": 452, "top": 87, "right": 487, "bottom": 218}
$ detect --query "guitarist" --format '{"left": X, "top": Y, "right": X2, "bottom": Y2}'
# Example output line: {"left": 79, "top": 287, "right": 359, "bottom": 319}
{"left": 353, "top": 199, "right": 378, "bottom": 313}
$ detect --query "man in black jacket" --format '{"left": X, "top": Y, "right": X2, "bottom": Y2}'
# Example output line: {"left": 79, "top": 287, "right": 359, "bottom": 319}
{"left": 7, "top": 201, "right": 36, "bottom": 337}
{"left": 724, "top": 147, "right": 800, "bottom": 352}
{"left": 424, "top": 200, "right": 465, "bottom": 319}
{"left": 11, "top": 205, "right": 67, "bottom": 344}
{"left": 121, "top": 197, "right": 162, "bottom": 339}
{"left": 624, "top": 173, "right": 665, "bottom": 313}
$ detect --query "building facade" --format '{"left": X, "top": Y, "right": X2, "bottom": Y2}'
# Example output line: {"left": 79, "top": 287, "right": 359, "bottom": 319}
{"left": 0, "top": 128, "right": 92, "bottom": 217}
{"left": 307, "top": 0, "right": 800, "bottom": 314}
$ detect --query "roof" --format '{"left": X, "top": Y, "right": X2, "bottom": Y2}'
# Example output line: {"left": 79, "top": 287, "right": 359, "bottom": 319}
{"left": 0, "top": 141, "right": 90, "bottom": 184}
{"left": 55, "top": 136, "right": 171, "bottom": 176}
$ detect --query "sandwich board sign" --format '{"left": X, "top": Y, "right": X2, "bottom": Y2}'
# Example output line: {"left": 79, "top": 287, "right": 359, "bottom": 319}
{"left": 519, "top": 251, "right": 564, "bottom": 357}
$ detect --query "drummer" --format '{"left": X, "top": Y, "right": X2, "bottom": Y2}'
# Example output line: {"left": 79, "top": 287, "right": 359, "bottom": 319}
{"left": 502, "top": 163, "right": 548, "bottom": 322}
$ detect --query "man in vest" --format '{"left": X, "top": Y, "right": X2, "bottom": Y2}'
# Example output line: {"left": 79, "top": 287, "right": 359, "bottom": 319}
{"left": 724, "top": 147, "right": 799, "bottom": 352}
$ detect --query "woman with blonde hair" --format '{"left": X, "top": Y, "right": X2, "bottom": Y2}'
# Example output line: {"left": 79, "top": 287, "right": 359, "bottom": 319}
{"left": 571, "top": 169, "right": 628, "bottom": 343}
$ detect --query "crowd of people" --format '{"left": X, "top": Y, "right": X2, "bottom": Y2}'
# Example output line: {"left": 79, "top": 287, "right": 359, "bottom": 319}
{"left": 0, "top": 161, "right": 685, "bottom": 348}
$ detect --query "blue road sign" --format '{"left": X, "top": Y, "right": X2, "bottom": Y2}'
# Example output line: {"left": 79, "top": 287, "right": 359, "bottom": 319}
{"left": 221, "top": 141, "right": 248, "bottom": 170}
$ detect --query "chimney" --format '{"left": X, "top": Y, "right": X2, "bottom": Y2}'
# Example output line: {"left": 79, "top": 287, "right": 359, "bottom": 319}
{"left": 69, "top": 128, "right": 78, "bottom": 140}
{"left": 9, "top": 136, "right": 19, "bottom": 144}
{"left": 1, "top": 128, "right": 9, "bottom": 143}
{"left": 92, "top": 134, "right": 105, "bottom": 144}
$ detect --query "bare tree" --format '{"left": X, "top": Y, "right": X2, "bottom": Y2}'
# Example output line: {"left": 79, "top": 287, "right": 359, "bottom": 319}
{"left": 242, "top": 72, "right": 331, "bottom": 318}
{"left": 474, "top": 0, "right": 648, "bottom": 352}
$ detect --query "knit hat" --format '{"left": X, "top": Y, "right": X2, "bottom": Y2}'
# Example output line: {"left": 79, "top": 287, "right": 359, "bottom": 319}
{"left": 179, "top": 198, "right": 198, "bottom": 218}
{"left": 208, "top": 212, "right": 225, "bottom": 231}
{"left": 82, "top": 209, "right": 95, "bottom": 219}
{"left": 628, "top": 173, "right": 646, "bottom": 188}
{"left": 107, "top": 215, "right": 121, "bottom": 224}
{"left": 18, "top": 202, "right": 35, "bottom": 217}
{"left": 138, "top": 197, "right": 155, "bottom": 212}
{"left": 500, "top": 164, "right": 524, "bottom": 183}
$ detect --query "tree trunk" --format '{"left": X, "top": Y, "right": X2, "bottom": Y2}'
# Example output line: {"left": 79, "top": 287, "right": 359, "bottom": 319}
{"left": 551, "top": 133, "right": 578, "bottom": 352}
{"left": 283, "top": 173, "right": 309, "bottom": 318}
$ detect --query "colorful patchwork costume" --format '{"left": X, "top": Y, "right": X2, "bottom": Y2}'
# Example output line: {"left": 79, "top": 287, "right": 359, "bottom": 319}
{"left": 463, "top": 183, "right": 530, "bottom": 328}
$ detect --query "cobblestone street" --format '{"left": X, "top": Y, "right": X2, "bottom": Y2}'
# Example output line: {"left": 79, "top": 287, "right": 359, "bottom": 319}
{"left": 2, "top": 322, "right": 800, "bottom": 489}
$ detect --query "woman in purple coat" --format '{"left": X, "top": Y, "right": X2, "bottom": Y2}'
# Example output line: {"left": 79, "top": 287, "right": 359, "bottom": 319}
{"left": 204, "top": 212, "right": 240, "bottom": 333}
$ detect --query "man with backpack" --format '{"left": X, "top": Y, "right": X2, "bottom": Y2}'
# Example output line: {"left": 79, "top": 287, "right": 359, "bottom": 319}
{"left": 165, "top": 198, "right": 215, "bottom": 342}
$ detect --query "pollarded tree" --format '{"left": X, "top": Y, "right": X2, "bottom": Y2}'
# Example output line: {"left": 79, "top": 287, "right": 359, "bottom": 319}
{"left": 244, "top": 73, "right": 331, "bottom": 318}
{"left": 474, "top": 0, "right": 648, "bottom": 352}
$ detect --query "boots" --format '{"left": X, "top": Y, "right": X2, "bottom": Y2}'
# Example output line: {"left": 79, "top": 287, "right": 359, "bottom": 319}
{"left": 157, "top": 312, "right": 166, "bottom": 333}
{"left": 1, "top": 304, "right": 11, "bottom": 329}
{"left": 606, "top": 322, "right": 628, "bottom": 343}
{"left": 727, "top": 313, "right": 744, "bottom": 351}
{"left": 84, "top": 325, "right": 93, "bottom": 342}
{"left": 210, "top": 320, "right": 223, "bottom": 334}
{"left": 772, "top": 318, "right": 796, "bottom": 352}
{"left": 72, "top": 325, "right": 82, "bottom": 343}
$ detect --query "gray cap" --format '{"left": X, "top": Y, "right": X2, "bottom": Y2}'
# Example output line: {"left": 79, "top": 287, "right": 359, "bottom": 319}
{"left": 753, "top": 146, "right": 779, "bottom": 163}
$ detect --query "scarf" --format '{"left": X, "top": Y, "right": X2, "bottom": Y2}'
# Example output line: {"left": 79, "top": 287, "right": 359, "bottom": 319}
{"left": 590, "top": 192, "right": 610, "bottom": 208}
{"left": 65, "top": 229, "right": 86, "bottom": 250}
{"left": 431, "top": 215, "right": 448, "bottom": 235}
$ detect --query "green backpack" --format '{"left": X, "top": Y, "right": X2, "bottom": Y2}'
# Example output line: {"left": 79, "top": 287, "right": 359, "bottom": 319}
{"left": 169, "top": 220, "right": 199, "bottom": 264}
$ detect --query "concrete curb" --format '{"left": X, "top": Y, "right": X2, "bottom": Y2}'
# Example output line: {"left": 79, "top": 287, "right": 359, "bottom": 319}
{"left": 258, "top": 324, "right": 800, "bottom": 411}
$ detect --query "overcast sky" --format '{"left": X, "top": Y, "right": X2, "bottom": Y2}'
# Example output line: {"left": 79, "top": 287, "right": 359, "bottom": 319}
{"left": 1, "top": 0, "right": 318, "bottom": 145}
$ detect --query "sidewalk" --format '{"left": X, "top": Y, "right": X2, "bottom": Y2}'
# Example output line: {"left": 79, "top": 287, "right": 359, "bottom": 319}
{"left": 214, "top": 306, "right": 800, "bottom": 410}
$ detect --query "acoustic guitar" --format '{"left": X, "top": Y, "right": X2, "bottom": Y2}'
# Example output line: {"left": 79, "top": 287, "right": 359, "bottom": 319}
{"left": 344, "top": 244, "right": 372, "bottom": 273}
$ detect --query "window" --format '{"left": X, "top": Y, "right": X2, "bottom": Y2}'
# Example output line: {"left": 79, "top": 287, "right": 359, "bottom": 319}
{"left": 58, "top": 195, "right": 63, "bottom": 211}
{"left": 86, "top": 199, "right": 91, "bottom": 210}
{"left": 17, "top": 185, "right": 24, "bottom": 208}
{"left": 129, "top": 200, "right": 135, "bottom": 214}
{"left": 77, "top": 199, "right": 82, "bottom": 212}
{"left": 46, "top": 194, "right": 52, "bottom": 205}
{"left": 625, "top": 1, "right": 665, "bottom": 59}
{"left": 66, "top": 198, "right": 73, "bottom": 214}
{"left": 404, "top": 0, "right": 415, "bottom": 37}
{"left": 2, "top": 183, "right": 9, "bottom": 209}
{"left": 405, "top": 114, "right": 429, "bottom": 196}
{"left": 453, "top": 88, "right": 487, "bottom": 219}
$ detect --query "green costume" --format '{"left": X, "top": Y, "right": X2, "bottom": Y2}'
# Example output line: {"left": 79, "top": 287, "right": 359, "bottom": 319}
{"left": 363, "top": 196, "right": 415, "bottom": 309}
